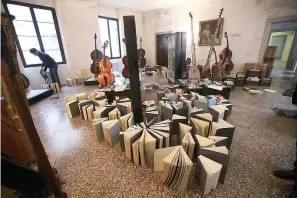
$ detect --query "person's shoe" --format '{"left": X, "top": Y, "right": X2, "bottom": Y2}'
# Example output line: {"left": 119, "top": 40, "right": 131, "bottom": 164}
{"left": 273, "top": 169, "right": 295, "bottom": 181}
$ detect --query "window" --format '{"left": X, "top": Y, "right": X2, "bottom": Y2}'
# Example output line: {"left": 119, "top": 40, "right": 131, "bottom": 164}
{"left": 98, "top": 16, "right": 121, "bottom": 59}
{"left": 3, "top": 0, "right": 66, "bottom": 67}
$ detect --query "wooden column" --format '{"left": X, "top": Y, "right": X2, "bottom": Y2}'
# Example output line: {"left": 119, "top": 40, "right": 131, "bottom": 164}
{"left": 123, "top": 16, "right": 143, "bottom": 123}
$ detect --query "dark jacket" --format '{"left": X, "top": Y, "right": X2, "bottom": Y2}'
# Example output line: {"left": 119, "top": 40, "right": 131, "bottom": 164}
{"left": 37, "top": 52, "right": 57, "bottom": 72}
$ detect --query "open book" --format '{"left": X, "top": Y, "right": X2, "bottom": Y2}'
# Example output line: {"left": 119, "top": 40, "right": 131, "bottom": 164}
{"left": 172, "top": 114, "right": 187, "bottom": 135}
{"left": 210, "top": 118, "right": 235, "bottom": 149}
{"left": 195, "top": 155, "right": 222, "bottom": 195}
{"left": 200, "top": 146, "right": 230, "bottom": 184}
{"left": 160, "top": 101, "right": 189, "bottom": 121}
{"left": 206, "top": 95, "right": 217, "bottom": 106}
{"left": 154, "top": 146, "right": 193, "bottom": 191}
{"left": 93, "top": 118, "right": 121, "bottom": 146}
{"left": 120, "top": 113, "right": 134, "bottom": 131}
{"left": 65, "top": 99, "right": 80, "bottom": 119}
{"left": 117, "top": 102, "right": 132, "bottom": 116}
{"left": 78, "top": 100, "right": 94, "bottom": 121}
{"left": 76, "top": 92, "right": 87, "bottom": 100}
{"left": 179, "top": 123, "right": 195, "bottom": 159}
{"left": 193, "top": 100, "right": 208, "bottom": 113}
{"left": 190, "top": 113, "right": 213, "bottom": 137}
{"left": 208, "top": 105, "right": 229, "bottom": 122}
{"left": 146, "top": 110, "right": 159, "bottom": 125}
{"left": 93, "top": 106, "right": 115, "bottom": 119}
{"left": 108, "top": 108, "right": 121, "bottom": 120}
{"left": 92, "top": 118, "right": 108, "bottom": 142}
{"left": 121, "top": 119, "right": 171, "bottom": 168}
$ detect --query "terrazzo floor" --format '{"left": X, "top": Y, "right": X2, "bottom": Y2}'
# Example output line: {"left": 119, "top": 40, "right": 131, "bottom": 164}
{"left": 30, "top": 77, "right": 297, "bottom": 198}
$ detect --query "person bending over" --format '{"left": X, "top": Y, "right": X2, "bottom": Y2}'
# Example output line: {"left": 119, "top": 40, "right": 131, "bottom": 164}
{"left": 29, "top": 48, "right": 61, "bottom": 87}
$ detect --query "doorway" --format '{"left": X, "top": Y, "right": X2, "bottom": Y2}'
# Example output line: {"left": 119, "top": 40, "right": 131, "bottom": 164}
{"left": 156, "top": 34, "right": 171, "bottom": 66}
{"left": 266, "top": 21, "right": 297, "bottom": 79}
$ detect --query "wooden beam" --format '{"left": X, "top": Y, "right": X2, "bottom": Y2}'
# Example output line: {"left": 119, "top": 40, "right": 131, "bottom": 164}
{"left": 1, "top": 15, "right": 65, "bottom": 197}
{"left": 123, "top": 16, "right": 143, "bottom": 123}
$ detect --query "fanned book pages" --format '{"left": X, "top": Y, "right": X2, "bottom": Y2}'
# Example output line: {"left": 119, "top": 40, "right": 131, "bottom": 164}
{"left": 200, "top": 146, "right": 230, "bottom": 184}
{"left": 158, "top": 146, "right": 193, "bottom": 191}
{"left": 65, "top": 100, "right": 80, "bottom": 119}
{"left": 190, "top": 113, "right": 213, "bottom": 137}
{"left": 179, "top": 123, "right": 194, "bottom": 159}
{"left": 195, "top": 155, "right": 222, "bottom": 195}
{"left": 117, "top": 102, "right": 132, "bottom": 115}
{"left": 210, "top": 118, "right": 235, "bottom": 149}
{"left": 108, "top": 108, "right": 121, "bottom": 120}
{"left": 208, "top": 105, "right": 229, "bottom": 121}
{"left": 121, "top": 120, "right": 171, "bottom": 168}
{"left": 120, "top": 113, "right": 134, "bottom": 131}
{"left": 92, "top": 118, "right": 108, "bottom": 142}
{"left": 101, "top": 119, "right": 121, "bottom": 146}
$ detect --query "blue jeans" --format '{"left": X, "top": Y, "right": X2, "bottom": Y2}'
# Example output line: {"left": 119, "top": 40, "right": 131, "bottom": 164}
{"left": 49, "top": 67, "right": 60, "bottom": 87}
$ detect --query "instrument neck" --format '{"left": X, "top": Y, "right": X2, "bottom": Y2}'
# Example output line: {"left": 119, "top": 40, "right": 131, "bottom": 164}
{"left": 190, "top": 16, "right": 196, "bottom": 66}
{"left": 208, "top": 16, "right": 222, "bottom": 55}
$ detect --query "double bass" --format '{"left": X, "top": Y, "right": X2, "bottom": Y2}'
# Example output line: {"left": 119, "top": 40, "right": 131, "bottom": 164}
{"left": 90, "top": 34, "right": 103, "bottom": 75}
{"left": 122, "top": 38, "right": 129, "bottom": 78}
{"left": 98, "top": 41, "right": 114, "bottom": 86}
{"left": 137, "top": 37, "right": 146, "bottom": 68}
{"left": 219, "top": 32, "right": 234, "bottom": 75}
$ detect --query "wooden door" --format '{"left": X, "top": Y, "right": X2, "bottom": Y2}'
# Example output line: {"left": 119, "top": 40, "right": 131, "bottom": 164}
{"left": 156, "top": 34, "right": 170, "bottom": 66}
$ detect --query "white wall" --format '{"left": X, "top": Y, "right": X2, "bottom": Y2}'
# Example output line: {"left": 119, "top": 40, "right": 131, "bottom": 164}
{"left": 143, "top": 0, "right": 297, "bottom": 72}
{"left": 3, "top": 0, "right": 144, "bottom": 89}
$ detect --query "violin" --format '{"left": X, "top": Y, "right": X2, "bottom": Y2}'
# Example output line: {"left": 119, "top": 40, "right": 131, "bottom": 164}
{"left": 137, "top": 37, "right": 146, "bottom": 68}
{"left": 90, "top": 33, "right": 103, "bottom": 75}
{"left": 98, "top": 41, "right": 114, "bottom": 86}
{"left": 122, "top": 38, "right": 129, "bottom": 79}
{"left": 219, "top": 32, "right": 234, "bottom": 75}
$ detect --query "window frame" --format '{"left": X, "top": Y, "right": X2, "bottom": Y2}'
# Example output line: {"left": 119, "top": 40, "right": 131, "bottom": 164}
{"left": 3, "top": 0, "right": 66, "bottom": 68}
{"left": 98, "top": 15, "right": 121, "bottom": 59}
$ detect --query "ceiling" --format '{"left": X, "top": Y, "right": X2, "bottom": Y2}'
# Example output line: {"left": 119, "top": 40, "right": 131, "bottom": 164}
{"left": 97, "top": 0, "right": 195, "bottom": 11}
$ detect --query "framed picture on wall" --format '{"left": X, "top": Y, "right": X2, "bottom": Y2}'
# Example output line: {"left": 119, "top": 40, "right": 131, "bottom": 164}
{"left": 198, "top": 18, "right": 224, "bottom": 46}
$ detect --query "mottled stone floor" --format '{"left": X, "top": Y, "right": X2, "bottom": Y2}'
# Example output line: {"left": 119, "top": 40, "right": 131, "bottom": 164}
{"left": 30, "top": 78, "right": 297, "bottom": 198}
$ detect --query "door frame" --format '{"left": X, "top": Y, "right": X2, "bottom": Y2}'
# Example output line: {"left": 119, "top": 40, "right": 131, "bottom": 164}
{"left": 155, "top": 31, "right": 172, "bottom": 65}
{"left": 269, "top": 34, "right": 287, "bottom": 59}
{"left": 259, "top": 15, "right": 297, "bottom": 63}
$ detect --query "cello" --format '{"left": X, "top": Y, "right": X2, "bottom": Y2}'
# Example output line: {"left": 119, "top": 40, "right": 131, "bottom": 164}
{"left": 137, "top": 37, "right": 146, "bottom": 68}
{"left": 122, "top": 38, "right": 129, "bottom": 78}
{"left": 90, "top": 33, "right": 103, "bottom": 75}
{"left": 98, "top": 41, "right": 115, "bottom": 86}
{"left": 219, "top": 32, "right": 234, "bottom": 75}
